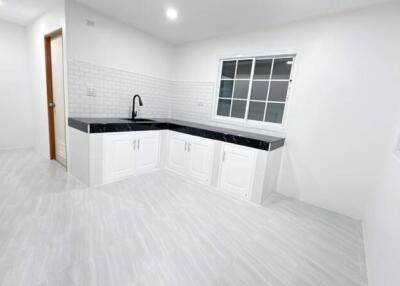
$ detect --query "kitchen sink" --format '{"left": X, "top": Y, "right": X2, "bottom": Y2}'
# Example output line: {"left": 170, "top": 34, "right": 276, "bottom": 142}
{"left": 123, "top": 118, "right": 156, "bottom": 123}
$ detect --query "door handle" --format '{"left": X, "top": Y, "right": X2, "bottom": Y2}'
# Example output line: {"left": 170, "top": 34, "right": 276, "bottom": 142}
{"left": 185, "top": 141, "right": 187, "bottom": 152}
{"left": 222, "top": 151, "right": 226, "bottom": 162}
{"left": 48, "top": 102, "right": 56, "bottom": 108}
{"left": 133, "top": 140, "right": 136, "bottom": 150}
{"left": 188, "top": 143, "right": 191, "bottom": 152}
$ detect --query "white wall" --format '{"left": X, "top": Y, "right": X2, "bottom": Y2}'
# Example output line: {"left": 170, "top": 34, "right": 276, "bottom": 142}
{"left": 66, "top": 0, "right": 175, "bottom": 80}
{"left": 0, "top": 20, "right": 33, "bottom": 150}
{"left": 27, "top": 3, "right": 66, "bottom": 158}
{"left": 174, "top": 2, "right": 400, "bottom": 219}
{"left": 363, "top": 117, "right": 400, "bottom": 286}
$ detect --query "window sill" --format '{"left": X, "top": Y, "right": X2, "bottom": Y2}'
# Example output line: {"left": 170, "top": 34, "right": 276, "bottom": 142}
{"left": 211, "top": 116, "right": 287, "bottom": 137}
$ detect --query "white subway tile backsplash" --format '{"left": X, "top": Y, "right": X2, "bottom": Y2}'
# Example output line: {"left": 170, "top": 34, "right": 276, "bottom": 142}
{"left": 68, "top": 60, "right": 215, "bottom": 122}
{"left": 170, "top": 81, "right": 215, "bottom": 122}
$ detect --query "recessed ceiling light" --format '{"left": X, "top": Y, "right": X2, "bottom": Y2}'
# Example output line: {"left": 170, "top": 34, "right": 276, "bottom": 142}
{"left": 166, "top": 8, "right": 178, "bottom": 20}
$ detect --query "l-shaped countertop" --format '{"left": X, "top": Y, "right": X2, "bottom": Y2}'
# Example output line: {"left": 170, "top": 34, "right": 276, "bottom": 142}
{"left": 68, "top": 118, "right": 285, "bottom": 151}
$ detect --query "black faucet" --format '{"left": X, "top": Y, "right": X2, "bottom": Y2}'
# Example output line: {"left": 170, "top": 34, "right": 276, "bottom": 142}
{"left": 132, "top": 94, "right": 143, "bottom": 119}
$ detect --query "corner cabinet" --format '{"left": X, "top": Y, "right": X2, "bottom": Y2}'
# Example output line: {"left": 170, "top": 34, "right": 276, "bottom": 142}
{"left": 132, "top": 132, "right": 161, "bottom": 173}
{"left": 167, "top": 131, "right": 214, "bottom": 183}
{"left": 167, "top": 132, "right": 188, "bottom": 175}
{"left": 104, "top": 131, "right": 160, "bottom": 183}
{"left": 188, "top": 135, "right": 215, "bottom": 182}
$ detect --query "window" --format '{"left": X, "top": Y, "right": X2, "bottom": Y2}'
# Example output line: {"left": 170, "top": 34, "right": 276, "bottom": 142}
{"left": 215, "top": 55, "right": 295, "bottom": 126}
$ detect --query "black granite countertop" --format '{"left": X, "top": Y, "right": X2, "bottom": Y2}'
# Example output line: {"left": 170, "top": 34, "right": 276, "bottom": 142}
{"left": 68, "top": 118, "right": 285, "bottom": 151}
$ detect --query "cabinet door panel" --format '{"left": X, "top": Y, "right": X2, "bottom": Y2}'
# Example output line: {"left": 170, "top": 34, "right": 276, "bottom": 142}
{"left": 104, "top": 134, "right": 134, "bottom": 182}
{"left": 134, "top": 132, "right": 160, "bottom": 173}
{"left": 220, "top": 144, "right": 256, "bottom": 199}
{"left": 167, "top": 132, "right": 188, "bottom": 174}
{"left": 188, "top": 137, "right": 214, "bottom": 182}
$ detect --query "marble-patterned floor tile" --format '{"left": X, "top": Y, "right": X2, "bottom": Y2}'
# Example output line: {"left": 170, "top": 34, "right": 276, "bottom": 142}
{"left": 0, "top": 149, "right": 367, "bottom": 286}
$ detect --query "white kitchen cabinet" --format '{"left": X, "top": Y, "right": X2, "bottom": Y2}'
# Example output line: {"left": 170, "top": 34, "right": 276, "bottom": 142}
{"left": 132, "top": 131, "right": 160, "bottom": 173}
{"left": 219, "top": 143, "right": 256, "bottom": 199}
{"left": 104, "top": 133, "right": 135, "bottom": 182}
{"left": 187, "top": 136, "right": 214, "bottom": 182}
{"left": 167, "top": 132, "right": 188, "bottom": 174}
{"left": 103, "top": 131, "right": 160, "bottom": 183}
{"left": 167, "top": 131, "right": 214, "bottom": 183}
{"left": 70, "top": 126, "right": 283, "bottom": 205}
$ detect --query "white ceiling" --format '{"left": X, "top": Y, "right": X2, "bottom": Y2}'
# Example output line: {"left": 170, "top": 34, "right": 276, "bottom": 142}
{"left": 0, "top": 0, "right": 392, "bottom": 40}
{"left": 0, "top": 0, "right": 62, "bottom": 25}
{"left": 75, "top": 0, "right": 392, "bottom": 44}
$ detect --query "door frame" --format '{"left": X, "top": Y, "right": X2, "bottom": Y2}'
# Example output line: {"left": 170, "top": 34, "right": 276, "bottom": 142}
{"left": 44, "top": 28, "right": 63, "bottom": 160}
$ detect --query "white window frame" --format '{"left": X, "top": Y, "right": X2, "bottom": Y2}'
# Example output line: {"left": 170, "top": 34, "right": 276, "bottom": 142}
{"left": 212, "top": 52, "right": 297, "bottom": 132}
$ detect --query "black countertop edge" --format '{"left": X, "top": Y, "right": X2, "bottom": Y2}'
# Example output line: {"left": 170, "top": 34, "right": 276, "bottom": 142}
{"left": 68, "top": 118, "right": 285, "bottom": 151}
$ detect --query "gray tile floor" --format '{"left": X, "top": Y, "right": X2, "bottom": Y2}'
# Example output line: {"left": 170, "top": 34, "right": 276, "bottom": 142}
{"left": 0, "top": 150, "right": 368, "bottom": 286}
